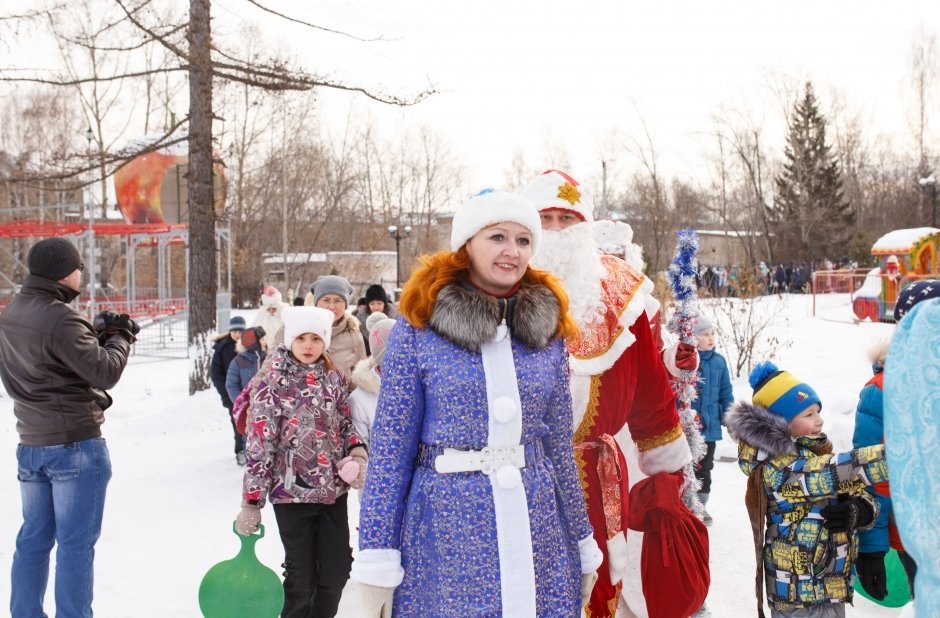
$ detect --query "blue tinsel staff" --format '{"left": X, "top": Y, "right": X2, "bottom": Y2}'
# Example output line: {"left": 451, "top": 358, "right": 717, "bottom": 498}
{"left": 666, "top": 228, "right": 708, "bottom": 516}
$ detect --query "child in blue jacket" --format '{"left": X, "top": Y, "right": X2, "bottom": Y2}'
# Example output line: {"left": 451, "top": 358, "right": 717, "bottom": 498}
{"left": 225, "top": 326, "right": 266, "bottom": 465}
{"left": 853, "top": 338, "right": 918, "bottom": 600}
{"left": 691, "top": 316, "right": 733, "bottom": 525}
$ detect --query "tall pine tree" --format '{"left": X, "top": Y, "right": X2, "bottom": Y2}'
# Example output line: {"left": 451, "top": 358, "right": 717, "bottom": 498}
{"left": 773, "top": 82, "right": 853, "bottom": 262}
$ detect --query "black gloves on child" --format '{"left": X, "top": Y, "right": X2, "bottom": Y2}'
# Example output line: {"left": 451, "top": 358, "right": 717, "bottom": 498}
{"left": 820, "top": 495, "right": 874, "bottom": 533}
{"left": 855, "top": 551, "right": 888, "bottom": 600}
{"left": 93, "top": 310, "right": 141, "bottom": 344}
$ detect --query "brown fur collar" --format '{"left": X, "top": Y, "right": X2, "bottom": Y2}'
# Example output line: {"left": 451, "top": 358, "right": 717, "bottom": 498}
{"left": 725, "top": 401, "right": 832, "bottom": 458}
{"left": 428, "top": 282, "right": 560, "bottom": 352}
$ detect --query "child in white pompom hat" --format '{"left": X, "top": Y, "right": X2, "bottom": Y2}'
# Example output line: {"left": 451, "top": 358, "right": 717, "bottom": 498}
{"left": 348, "top": 312, "right": 397, "bottom": 443}
{"left": 235, "top": 305, "right": 367, "bottom": 617}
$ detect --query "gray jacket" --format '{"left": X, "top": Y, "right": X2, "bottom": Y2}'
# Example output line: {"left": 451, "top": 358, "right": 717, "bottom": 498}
{"left": 0, "top": 275, "right": 131, "bottom": 446}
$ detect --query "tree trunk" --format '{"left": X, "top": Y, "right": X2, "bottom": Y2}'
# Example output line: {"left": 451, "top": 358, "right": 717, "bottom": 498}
{"left": 187, "top": 0, "right": 215, "bottom": 394}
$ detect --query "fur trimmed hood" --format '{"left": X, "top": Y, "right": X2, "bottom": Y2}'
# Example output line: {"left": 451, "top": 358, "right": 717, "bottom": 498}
{"left": 724, "top": 401, "right": 797, "bottom": 458}
{"left": 427, "top": 282, "right": 560, "bottom": 352}
{"left": 350, "top": 356, "right": 380, "bottom": 395}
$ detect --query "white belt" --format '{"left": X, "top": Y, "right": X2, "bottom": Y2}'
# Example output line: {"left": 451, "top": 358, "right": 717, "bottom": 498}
{"left": 434, "top": 444, "right": 526, "bottom": 475}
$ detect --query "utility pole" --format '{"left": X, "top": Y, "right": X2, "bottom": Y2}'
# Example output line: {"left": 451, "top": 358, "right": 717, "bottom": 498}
{"left": 85, "top": 127, "right": 96, "bottom": 316}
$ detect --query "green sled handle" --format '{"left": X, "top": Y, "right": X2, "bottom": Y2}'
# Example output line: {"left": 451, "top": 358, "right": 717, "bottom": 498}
{"left": 198, "top": 522, "right": 284, "bottom": 618}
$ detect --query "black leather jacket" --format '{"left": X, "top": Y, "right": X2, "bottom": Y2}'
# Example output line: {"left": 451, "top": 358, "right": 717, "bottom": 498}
{"left": 0, "top": 275, "right": 131, "bottom": 446}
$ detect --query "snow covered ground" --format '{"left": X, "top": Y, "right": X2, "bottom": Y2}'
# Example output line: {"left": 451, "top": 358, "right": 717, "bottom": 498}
{"left": 0, "top": 296, "right": 911, "bottom": 616}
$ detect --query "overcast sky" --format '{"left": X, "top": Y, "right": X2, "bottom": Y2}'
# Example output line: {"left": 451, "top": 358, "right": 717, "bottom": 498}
{"left": 244, "top": 0, "right": 938, "bottom": 191}
{"left": 3, "top": 0, "right": 938, "bottom": 195}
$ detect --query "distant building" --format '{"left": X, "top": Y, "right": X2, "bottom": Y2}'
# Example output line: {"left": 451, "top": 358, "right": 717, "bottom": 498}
{"left": 694, "top": 229, "right": 764, "bottom": 266}
{"left": 262, "top": 250, "right": 397, "bottom": 300}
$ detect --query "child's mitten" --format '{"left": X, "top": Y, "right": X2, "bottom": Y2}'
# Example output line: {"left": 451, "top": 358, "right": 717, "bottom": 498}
{"left": 338, "top": 447, "right": 368, "bottom": 489}
{"left": 821, "top": 495, "right": 874, "bottom": 532}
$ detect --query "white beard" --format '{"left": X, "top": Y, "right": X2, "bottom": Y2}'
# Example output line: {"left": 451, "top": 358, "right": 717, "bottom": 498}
{"left": 531, "top": 224, "right": 607, "bottom": 332}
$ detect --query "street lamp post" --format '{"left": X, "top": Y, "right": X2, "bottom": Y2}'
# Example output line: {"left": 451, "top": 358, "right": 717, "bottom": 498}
{"left": 918, "top": 175, "right": 937, "bottom": 229}
{"left": 387, "top": 223, "right": 412, "bottom": 290}
{"left": 85, "top": 127, "right": 96, "bottom": 315}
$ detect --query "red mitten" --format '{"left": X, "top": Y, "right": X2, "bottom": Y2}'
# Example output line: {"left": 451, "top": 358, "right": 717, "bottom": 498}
{"left": 674, "top": 342, "right": 699, "bottom": 371}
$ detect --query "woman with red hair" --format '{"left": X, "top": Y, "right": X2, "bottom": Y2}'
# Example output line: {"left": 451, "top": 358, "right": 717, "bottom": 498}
{"left": 345, "top": 189, "right": 601, "bottom": 617}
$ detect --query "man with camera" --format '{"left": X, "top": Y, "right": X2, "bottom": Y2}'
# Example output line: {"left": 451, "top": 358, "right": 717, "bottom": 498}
{"left": 0, "top": 237, "right": 138, "bottom": 617}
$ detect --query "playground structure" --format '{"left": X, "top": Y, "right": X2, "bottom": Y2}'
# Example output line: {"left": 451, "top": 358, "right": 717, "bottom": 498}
{"left": 0, "top": 134, "right": 230, "bottom": 358}
{"left": 811, "top": 227, "right": 940, "bottom": 323}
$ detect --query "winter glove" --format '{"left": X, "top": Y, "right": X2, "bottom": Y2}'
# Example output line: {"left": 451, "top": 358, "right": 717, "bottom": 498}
{"left": 235, "top": 504, "right": 262, "bottom": 536}
{"left": 674, "top": 342, "right": 699, "bottom": 371}
{"left": 855, "top": 551, "right": 888, "bottom": 600}
{"left": 581, "top": 571, "right": 599, "bottom": 607}
{"left": 338, "top": 446, "right": 368, "bottom": 489}
{"left": 820, "top": 495, "right": 874, "bottom": 533}
{"left": 342, "top": 580, "right": 394, "bottom": 618}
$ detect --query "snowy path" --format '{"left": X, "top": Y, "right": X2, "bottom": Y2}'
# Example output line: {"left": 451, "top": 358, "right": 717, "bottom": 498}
{"left": 0, "top": 298, "right": 910, "bottom": 615}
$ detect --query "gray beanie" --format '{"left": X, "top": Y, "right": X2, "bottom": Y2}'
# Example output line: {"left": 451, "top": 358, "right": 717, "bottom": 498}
{"left": 28, "top": 238, "right": 83, "bottom": 281}
{"left": 693, "top": 315, "right": 714, "bottom": 336}
{"left": 311, "top": 275, "right": 353, "bottom": 306}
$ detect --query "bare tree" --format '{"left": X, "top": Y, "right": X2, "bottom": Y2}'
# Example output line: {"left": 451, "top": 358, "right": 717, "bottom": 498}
{"left": 704, "top": 268, "right": 792, "bottom": 377}
{"left": 910, "top": 30, "right": 938, "bottom": 178}
{"left": 3, "top": 0, "right": 435, "bottom": 392}
{"left": 707, "top": 108, "right": 776, "bottom": 264}
{"left": 621, "top": 110, "right": 673, "bottom": 271}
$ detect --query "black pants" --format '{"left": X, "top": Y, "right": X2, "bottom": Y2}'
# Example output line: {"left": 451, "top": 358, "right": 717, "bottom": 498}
{"left": 273, "top": 495, "right": 353, "bottom": 618}
{"left": 695, "top": 441, "right": 716, "bottom": 494}
{"left": 223, "top": 401, "right": 244, "bottom": 454}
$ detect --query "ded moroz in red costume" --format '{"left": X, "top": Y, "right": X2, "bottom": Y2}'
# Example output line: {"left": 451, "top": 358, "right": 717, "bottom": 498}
{"left": 525, "top": 170, "right": 694, "bottom": 618}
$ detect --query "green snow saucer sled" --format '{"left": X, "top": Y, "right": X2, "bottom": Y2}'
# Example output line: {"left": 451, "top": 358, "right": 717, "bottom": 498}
{"left": 854, "top": 548, "right": 912, "bottom": 608}
{"left": 199, "top": 522, "right": 284, "bottom": 617}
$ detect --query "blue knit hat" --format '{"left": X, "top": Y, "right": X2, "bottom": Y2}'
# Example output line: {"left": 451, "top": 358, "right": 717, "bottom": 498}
{"left": 749, "top": 361, "right": 821, "bottom": 422}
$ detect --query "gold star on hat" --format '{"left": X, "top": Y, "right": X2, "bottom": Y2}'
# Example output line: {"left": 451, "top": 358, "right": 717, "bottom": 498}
{"left": 556, "top": 182, "right": 581, "bottom": 206}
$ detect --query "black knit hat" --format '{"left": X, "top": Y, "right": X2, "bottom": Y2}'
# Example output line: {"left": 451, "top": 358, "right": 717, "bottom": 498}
{"left": 28, "top": 238, "right": 83, "bottom": 281}
{"left": 365, "top": 284, "right": 388, "bottom": 304}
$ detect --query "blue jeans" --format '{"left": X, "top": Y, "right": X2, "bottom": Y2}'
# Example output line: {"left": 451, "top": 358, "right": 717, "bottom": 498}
{"left": 11, "top": 437, "right": 112, "bottom": 618}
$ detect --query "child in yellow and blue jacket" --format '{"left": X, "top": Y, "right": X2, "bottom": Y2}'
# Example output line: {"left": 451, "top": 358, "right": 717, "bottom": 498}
{"left": 725, "top": 361, "right": 889, "bottom": 618}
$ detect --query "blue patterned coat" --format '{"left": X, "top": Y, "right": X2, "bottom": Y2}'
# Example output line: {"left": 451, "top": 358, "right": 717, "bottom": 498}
{"left": 353, "top": 282, "right": 597, "bottom": 617}
{"left": 885, "top": 298, "right": 940, "bottom": 616}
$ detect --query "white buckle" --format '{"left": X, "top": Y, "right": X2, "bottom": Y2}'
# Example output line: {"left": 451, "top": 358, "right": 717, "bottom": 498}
{"left": 434, "top": 445, "right": 526, "bottom": 474}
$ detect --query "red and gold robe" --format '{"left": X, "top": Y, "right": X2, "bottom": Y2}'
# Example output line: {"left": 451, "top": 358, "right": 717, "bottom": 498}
{"left": 569, "top": 255, "right": 691, "bottom": 618}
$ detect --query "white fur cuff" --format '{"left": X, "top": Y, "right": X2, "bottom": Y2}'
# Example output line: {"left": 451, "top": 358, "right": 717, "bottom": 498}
{"left": 350, "top": 549, "right": 405, "bottom": 588}
{"left": 578, "top": 535, "right": 603, "bottom": 574}
{"left": 606, "top": 531, "right": 628, "bottom": 584}
{"left": 662, "top": 341, "right": 681, "bottom": 378}
{"left": 638, "top": 435, "right": 692, "bottom": 476}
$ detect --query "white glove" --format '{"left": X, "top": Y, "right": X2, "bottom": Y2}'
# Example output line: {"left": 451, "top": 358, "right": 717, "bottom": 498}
{"left": 235, "top": 504, "right": 261, "bottom": 536}
{"left": 343, "top": 580, "right": 394, "bottom": 618}
{"left": 581, "top": 570, "right": 599, "bottom": 607}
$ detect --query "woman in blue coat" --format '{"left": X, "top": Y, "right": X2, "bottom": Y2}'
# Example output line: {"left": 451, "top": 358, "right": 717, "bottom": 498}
{"left": 345, "top": 189, "right": 601, "bottom": 617}
{"left": 690, "top": 316, "right": 733, "bottom": 525}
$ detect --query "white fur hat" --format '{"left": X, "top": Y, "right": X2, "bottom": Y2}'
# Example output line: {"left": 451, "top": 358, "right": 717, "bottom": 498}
{"left": 522, "top": 169, "right": 594, "bottom": 223}
{"left": 259, "top": 285, "right": 283, "bottom": 308}
{"left": 450, "top": 188, "right": 541, "bottom": 253}
{"left": 282, "top": 306, "right": 334, "bottom": 349}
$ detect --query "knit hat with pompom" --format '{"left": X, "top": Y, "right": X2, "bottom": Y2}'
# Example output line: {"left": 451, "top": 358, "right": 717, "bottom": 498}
{"left": 749, "top": 361, "right": 821, "bottom": 422}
